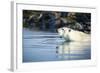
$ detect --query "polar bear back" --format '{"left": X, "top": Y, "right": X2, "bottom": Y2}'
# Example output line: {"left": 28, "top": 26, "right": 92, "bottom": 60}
{"left": 68, "top": 29, "right": 90, "bottom": 41}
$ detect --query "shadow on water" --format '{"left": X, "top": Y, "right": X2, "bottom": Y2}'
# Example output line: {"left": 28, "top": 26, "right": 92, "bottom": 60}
{"left": 23, "top": 28, "right": 91, "bottom": 62}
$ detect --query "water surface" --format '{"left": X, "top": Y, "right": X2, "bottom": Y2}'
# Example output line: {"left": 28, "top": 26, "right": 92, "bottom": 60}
{"left": 23, "top": 28, "right": 91, "bottom": 62}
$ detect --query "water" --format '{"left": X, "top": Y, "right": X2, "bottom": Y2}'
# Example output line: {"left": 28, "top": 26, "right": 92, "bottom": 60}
{"left": 23, "top": 28, "right": 91, "bottom": 62}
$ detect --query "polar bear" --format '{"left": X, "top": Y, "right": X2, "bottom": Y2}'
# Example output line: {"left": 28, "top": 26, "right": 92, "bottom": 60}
{"left": 57, "top": 27, "right": 90, "bottom": 42}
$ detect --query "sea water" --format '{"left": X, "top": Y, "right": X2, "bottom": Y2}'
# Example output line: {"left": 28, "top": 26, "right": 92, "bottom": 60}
{"left": 23, "top": 28, "right": 91, "bottom": 62}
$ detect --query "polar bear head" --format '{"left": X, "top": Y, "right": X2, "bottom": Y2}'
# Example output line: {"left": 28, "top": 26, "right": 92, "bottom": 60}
{"left": 57, "top": 27, "right": 72, "bottom": 37}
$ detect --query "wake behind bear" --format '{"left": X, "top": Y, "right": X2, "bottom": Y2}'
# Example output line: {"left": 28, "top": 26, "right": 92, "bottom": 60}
{"left": 57, "top": 27, "right": 90, "bottom": 42}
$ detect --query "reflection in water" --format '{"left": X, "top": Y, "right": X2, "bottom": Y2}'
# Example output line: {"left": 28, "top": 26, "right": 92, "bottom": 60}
{"left": 23, "top": 28, "right": 91, "bottom": 62}
{"left": 56, "top": 41, "right": 91, "bottom": 60}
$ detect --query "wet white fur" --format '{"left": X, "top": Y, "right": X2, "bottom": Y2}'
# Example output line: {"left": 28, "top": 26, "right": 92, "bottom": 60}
{"left": 57, "top": 27, "right": 90, "bottom": 42}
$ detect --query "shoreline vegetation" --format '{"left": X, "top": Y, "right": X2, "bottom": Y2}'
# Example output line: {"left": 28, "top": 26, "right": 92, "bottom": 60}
{"left": 23, "top": 10, "right": 91, "bottom": 34}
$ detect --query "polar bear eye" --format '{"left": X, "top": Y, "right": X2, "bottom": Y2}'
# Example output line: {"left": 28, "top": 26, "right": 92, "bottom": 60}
{"left": 69, "top": 29, "right": 71, "bottom": 32}
{"left": 62, "top": 28, "right": 64, "bottom": 30}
